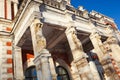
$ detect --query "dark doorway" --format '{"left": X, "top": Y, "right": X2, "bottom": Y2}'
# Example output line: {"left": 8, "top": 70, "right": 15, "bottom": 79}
{"left": 25, "top": 66, "right": 38, "bottom": 80}
{"left": 56, "top": 66, "right": 70, "bottom": 80}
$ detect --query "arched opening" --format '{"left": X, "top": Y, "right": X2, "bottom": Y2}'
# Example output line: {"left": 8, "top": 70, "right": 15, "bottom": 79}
{"left": 25, "top": 66, "right": 38, "bottom": 80}
{"left": 56, "top": 66, "right": 70, "bottom": 80}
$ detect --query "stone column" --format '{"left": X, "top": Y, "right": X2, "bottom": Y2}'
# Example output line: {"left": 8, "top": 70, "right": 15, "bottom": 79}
{"left": 33, "top": 49, "right": 57, "bottom": 80}
{"left": 34, "top": 49, "right": 56, "bottom": 80}
{"left": 49, "top": 57, "right": 57, "bottom": 80}
{"left": 89, "top": 32, "right": 105, "bottom": 62}
{"left": 13, "top": 46, "right": 24, "bottom": 80}
{"left": 30, "top": 19, "right": 57, "bottom": 80}
{"left": 65, "top": 27, "right": 94, "bottom": 80}
{"left": 90, "top": 32, "right": 119, "bottom": 80}
{"left": 30, "top": 19, "right": 46, "bottom": 57}
{"left": 88, "top": 55, "right": 101, "bottom": 80}
{"left": 89, "top": 61, "right": 101, "bottom": 80}
{"left": 90, "top": 32, "right": 113, "bottom": 80}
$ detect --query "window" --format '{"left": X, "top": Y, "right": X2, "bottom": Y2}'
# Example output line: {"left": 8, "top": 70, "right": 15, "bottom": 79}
{"left": 56, "top": 66, "right": 70, "bottom": 80}
{"left": 25, "top": 66, "right": 38, "bottom": 80}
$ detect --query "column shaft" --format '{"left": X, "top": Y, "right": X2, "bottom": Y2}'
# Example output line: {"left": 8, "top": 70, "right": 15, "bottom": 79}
{"left": 31, "top": 19, "right": 57, "bottom": 80}
{"left": 65, "top": 27, "right": 94, "bottom": 80}
{"left": 90, "top": 33, "right": 119, "bottom": 80}
{"left": 49, "top": 57, "right": 57, "bottom": 80}
{"left": 89, "top": 61, "right": 101, "bottom": 80}
{"left": 41, "top": 57, "right": 52, "bottom": 80}
{"left": 90, "top": 33, "right": 104, "bottom": 62}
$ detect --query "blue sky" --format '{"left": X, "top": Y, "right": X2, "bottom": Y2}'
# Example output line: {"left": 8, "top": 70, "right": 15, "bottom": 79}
{"left": 71, "top": 0, "right": 120, "bottom": 29}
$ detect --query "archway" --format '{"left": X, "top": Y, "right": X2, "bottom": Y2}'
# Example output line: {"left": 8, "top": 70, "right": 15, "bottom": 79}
{"left": 56, "top": 66, "right": 70, "bottom": 80}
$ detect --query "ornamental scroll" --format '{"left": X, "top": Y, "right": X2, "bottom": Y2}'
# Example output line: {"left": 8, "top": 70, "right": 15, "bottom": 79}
{"left": 35, "top": 23, "right": 46, "bottom": 53}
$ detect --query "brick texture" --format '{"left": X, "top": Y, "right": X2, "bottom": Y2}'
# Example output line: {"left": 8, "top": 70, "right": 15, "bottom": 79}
{"left": 7, "top": 58, "right": 12, "bottom": 64}
{"left": 7, "top": 68, "right": 13, "bottom": 73}
{"left": 7, "top": 50, "right": 12, "bottom": 54}
{"left": 6, "top": 27, "right": 12, "bottom": 31}
{"left": 6, "top": 42, "right": 12, "bottom": 46}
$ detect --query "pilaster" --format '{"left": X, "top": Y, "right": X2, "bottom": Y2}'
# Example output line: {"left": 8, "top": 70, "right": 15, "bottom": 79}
{"left": 7, "top": 0, "right": 11, "bottom": 20}
{"left": 65, "top": 27, "right": 94, "bottom": 80}
{"left": 0, "top": 0, "right": 4, "bottom": 18}
{"left": 13, "top": 46, "right": 24, "bottom": 80}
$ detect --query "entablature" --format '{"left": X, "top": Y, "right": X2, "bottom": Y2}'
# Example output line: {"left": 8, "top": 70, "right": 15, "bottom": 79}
{"left": 89, "top": 10, "right": 117, "bottom": 29}
{"left": 11, "top": 0, "right": 118, "bottom": 46}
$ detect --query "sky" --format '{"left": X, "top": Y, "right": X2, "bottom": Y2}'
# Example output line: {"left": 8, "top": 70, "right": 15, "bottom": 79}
{"left": 71, "top": 0, "right": 120, "bottom": 29}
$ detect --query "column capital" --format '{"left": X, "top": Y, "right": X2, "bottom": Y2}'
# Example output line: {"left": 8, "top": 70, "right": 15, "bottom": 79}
{"left": 13, "top": 46, "right": 22, "bottom": 53}
{"left": 65, "top": 26, "right": 77, "bottom": 35}
{"left": 32, "top": 18, "right": 43, "bottom": 27}
{"left": 34, "top": 18, "right": 41, "bottom": 22}
{"left": 90, "top": 32, "right": 101, "bottom": 40}
{"left": 33, "top": 49, "right": 51, "bottom": 64}
{"left": 13, "top": 45, "right": 20, "bottom": 49}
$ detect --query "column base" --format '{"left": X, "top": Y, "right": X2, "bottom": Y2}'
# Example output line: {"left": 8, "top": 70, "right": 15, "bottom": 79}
{"left": 74, "top": 58, "right": 94, "bottom": 80}
{"left": 34, "top": 49, "right": 57, "bottom": 80}
{"left": 71, "top": 62, "right": 81, "bottom": 80}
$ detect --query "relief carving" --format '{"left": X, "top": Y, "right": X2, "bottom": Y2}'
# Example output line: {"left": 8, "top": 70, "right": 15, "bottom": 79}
{"left": 71, "top": 28, "right": 87, "bottom": 59}
{"left": 72, "top": 32, "right": 83, "bottom": 51}
{"left": 35, "top": 23, "right": 46, "bottom": 53}
{"left": 107, "top": 36, "right": 118, "bottom": 44}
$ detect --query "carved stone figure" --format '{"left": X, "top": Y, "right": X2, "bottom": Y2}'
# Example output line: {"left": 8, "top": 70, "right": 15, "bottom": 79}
{"left": 35, "top": 23, "right": 46, "bottom": 53}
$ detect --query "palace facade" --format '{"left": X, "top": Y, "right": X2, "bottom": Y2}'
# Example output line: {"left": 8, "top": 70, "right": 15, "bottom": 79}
{"left": 0, "top": 0, "right": 120, "bottom": 80}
